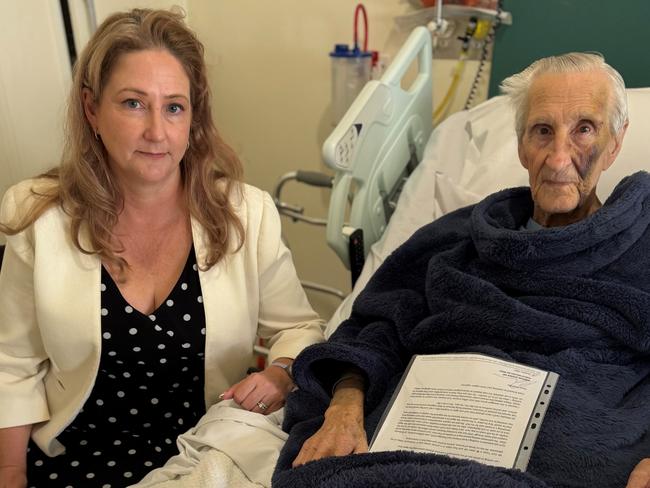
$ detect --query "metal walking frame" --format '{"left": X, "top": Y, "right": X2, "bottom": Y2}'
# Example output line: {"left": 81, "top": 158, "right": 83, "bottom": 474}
{"left": 272, "top": 170, "right": 347, "bottom": 301}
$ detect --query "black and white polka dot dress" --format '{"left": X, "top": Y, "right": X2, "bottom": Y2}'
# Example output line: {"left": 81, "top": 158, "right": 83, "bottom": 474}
{"left": 26, "top": 247, "right": 207, "bottom": 487}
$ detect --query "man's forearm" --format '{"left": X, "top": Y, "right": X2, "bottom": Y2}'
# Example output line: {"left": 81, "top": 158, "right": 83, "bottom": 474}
{"left": 326, "top": 371, "right": 366, "bottom": 421}
{"left": 331, "top": 366, "right": 366, "bottom": 396}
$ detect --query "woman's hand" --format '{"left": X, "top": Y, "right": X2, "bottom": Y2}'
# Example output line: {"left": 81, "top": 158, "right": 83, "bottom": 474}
{"left": 626, "top": 458, "right": 650, "bottom": 488}
{"left": 0, "top": 465, "right": 27, "bottom": 488}
{"left": 220, "top": 359, "right": 294, "bottom": 414}
{"left": 0, "top": 425, "right": 30, "bottom": 488}
{"left": 292, "top": 379, "right": 367, "bottom": 467}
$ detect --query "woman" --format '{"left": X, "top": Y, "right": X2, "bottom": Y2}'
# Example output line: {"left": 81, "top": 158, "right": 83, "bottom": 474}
{"left": 0, "top": 8, "right": 323, "bottom": 487}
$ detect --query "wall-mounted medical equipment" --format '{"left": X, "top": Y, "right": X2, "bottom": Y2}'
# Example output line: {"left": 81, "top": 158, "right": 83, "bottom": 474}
{"left": 397, "top": 2, "right": 510, "bottom": 60}
{"left": 396, "top": 0, "right": 511, "bottom": 120}
{"left": 330, "top": 45, "right": 372, "bottom": 127}
{"left": 330, "top": 4, "right": 380, "bottom": 126}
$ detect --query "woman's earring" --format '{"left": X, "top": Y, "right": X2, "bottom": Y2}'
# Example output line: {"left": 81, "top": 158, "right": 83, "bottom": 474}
{"left": 186, "top": 141, "right": 190, "bottom": 150}
{"left": 94, "top": 129, "right": 99, "bottom": 140}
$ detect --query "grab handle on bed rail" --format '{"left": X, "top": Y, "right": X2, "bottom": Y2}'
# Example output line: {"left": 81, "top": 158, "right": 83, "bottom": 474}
{"left": 381, "top": 26, "right": 432, "bottom": 91}
{"left": 326, "top": 172, "right": 354, "bottom": 269}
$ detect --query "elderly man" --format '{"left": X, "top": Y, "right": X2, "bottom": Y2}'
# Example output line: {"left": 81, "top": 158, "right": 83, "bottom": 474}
{"left": 273, "top": 53, "right": 650, "bottom": 488}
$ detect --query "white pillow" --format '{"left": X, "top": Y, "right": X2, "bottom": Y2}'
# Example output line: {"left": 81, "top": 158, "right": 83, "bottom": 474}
{"left": 461, "top": 96, "right": 526, "bottom": 195}
{"left": 598, "top": 88, "right": 650, "bottom": 200}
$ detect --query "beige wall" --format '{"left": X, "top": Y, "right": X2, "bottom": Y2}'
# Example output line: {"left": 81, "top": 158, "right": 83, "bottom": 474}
{"left": 188, "top": 0, "right": 416, "bottom": 316}
{"left": 0, "top": 2, "right": 71, "bottom": 203}
{"left": 68, "top": 0, "right": 189, "bottom": 49}
{"left": 187, "top": 1, "right": 490, "bottom": 319}
{"left": 0, "top": 2, "right": 490, "bottom": 318}
{"left": 187, "top": 1, "right": 413, "bottom": 319}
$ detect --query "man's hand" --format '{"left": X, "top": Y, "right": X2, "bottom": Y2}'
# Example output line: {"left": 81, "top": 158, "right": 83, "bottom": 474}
{"left": 627, "top": 458, "right": 650, "bottom": 488}
{"left": 292, "top": 380, "right": 367, "bottom": 466}
{"left": 220, "top": 360, "right": 294, "bottom": 414}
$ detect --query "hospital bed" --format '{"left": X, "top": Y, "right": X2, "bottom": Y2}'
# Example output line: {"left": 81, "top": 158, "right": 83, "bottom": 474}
{"left": 134, "top": 27, "right": 650, "bottom": 488}
{"left": 322, "top": 26, "right": 650, "bottom": 335}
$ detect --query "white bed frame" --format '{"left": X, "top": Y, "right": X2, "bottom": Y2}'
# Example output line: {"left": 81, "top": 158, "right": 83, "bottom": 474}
{"left": 322, "top": 27, "right": 433, "bottom": 275}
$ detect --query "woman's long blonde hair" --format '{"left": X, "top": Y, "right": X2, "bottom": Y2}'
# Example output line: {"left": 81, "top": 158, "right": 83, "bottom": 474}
{"left": 1, "top": 8, "right": 244, "bottom": 271}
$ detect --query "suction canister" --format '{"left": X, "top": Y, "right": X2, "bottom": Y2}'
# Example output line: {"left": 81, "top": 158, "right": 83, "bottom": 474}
{"left": 330, "top": 44, "right": 372, "bottom": 126}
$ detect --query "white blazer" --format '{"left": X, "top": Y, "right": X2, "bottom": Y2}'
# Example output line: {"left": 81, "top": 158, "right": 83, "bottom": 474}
{"left": 0, "top": 179, "right": 324, "bottom": 456}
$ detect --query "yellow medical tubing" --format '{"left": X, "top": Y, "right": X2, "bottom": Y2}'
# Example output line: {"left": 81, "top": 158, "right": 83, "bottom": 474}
{"left": 433, "top": 16, "right": 484, "bottom": 125}
{"left": 474, "top": 19, "right": 491, "bottom": 41}
{"left": 433, "top": 54, "right": 466, "bottom": 125}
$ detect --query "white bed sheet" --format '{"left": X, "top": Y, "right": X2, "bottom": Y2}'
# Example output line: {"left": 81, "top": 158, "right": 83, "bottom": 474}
{"left": 129, "top": 400, "right": 286, "bottom": 488}
{"left": 326, "top": 89, "right": 650, "bottom": 336}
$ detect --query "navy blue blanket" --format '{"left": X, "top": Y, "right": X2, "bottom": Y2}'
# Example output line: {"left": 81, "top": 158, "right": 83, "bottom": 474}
{"left": 274, "top": 172, "right": 650, "bottom": 488}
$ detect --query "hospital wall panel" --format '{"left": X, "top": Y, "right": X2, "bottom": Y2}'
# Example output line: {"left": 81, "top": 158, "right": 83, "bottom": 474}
{"left": 489, "top": 0, "right": 650, "bottom": 96}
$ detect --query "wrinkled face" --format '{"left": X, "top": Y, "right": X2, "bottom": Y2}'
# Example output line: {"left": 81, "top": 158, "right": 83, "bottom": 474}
{"left": 518, "top": 70, "right": 626, "bottom": 226}
{"left": 83, "top": 49, "right": 192, "bottom": 191}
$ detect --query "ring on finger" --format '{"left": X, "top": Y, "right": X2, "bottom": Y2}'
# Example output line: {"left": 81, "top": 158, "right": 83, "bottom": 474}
{"left": 257, "top": 401, "right": 268, "bottom": 411}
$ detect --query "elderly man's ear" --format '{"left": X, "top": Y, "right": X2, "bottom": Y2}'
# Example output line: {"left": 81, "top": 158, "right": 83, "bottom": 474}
{"left": 517, "top": 142, "right": 528, "bottom": 170}
{"left": 603, "top": 120, "right": 629, "bottom": 172}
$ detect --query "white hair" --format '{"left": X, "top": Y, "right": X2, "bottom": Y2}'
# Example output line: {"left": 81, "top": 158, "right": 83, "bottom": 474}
{"left": 499, "top": 52, "right": 628, "bottom": 140}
